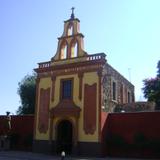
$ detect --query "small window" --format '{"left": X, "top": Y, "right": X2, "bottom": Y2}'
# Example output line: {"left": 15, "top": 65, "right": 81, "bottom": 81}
{"left": 112, "top": 81, "right": 116, "bottom": 101}
{"left": 61, "top": 80, "right": 72, "bottom": 99}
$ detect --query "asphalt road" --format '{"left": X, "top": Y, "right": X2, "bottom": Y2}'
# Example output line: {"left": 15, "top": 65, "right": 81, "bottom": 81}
{"left": 0, "top": 151, "right": 157, "bottom": 160}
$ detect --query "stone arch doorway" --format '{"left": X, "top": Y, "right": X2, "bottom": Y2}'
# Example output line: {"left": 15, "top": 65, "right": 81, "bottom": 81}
{"left": 56, "top": 120, "right": 73, "bottom": 154}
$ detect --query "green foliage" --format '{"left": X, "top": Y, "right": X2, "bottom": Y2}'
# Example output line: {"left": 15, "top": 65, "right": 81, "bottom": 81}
{"left": 157, "top": 60, "right": 160, "bottom": 77}
{"left": 17, "top": 73, "right": 36, "bottom": 115}
{"left": 143, "top": 60, "right": 160, "bottom": 110}
{"left": 114, "top": 105, "right": 124, "bottom": 112}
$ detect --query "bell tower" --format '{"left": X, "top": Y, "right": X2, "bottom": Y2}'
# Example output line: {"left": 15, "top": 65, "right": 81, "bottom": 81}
{"left": 52, "top": 7, "right": 86, "bottom": 61}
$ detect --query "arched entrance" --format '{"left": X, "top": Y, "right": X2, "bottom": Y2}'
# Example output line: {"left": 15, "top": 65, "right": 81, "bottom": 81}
{"left": 56, "top": 120, "right": 73, "bottom": 154}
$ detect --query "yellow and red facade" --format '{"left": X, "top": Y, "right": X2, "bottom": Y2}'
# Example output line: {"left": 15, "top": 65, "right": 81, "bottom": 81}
{"left": 33, "top": 13, "right": 106, "bottom": 155}
{"left": 33, "top": 12, "right": 134, "bottom": 155}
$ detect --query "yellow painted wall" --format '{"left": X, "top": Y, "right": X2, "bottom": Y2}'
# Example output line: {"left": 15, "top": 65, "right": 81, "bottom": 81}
{"left": 50, "top": 74, "right": 81, "bottom": 108}
{"left": 35, "top": 72, "right": 100, "bottom": 143}
{"left": 35, "top": 77, "right": 51, "bottom": 140}
{"left": 50, "top": 74, "right": 81, "bottom": 141}
{"left": 78, "top": 72, "right": 99, "bottom": 142}
{"left": 52, "top": 20, "right": 85, "bottom": 61}
{"left": 51, "top": 116, "right": 76, "bottom": 141}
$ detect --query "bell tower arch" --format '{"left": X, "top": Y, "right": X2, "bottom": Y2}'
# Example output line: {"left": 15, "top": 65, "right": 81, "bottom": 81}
{"left": 51, "top": 8, "right": 87, "bottom": 61}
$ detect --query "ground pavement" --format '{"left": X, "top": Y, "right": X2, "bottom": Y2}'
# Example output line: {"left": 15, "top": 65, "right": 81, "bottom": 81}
{"left": 0, "top": 151, "right": 157, "bottom": 160}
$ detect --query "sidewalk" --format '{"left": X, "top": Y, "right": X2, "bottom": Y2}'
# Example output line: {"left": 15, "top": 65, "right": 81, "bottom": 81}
{"left": 0, "top": 151, "right": 157, "bottom": 160}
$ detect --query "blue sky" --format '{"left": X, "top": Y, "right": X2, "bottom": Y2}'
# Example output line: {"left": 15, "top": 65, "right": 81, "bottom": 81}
{"left": 0, "top": 0, "right": 160, "bottom": 115}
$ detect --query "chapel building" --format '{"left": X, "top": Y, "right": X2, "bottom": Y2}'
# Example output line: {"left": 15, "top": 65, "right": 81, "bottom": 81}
{"left": 33, "top": 10, "right": 134, "bottom": 156}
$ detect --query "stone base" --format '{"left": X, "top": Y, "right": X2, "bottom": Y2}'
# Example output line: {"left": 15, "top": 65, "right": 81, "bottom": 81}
{"left": 33, "top": 140, "right": 102, "bottom": 156}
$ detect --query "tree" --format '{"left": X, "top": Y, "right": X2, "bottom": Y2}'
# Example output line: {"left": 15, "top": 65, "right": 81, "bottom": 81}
{"left": 157, "top": 60, "right": 160, "bottom": 77}
{"left": 17, "top": 73, "right": 36, "bottom": 115}
{"left": 143, "top": 60, "right": 160, "bottom": 110}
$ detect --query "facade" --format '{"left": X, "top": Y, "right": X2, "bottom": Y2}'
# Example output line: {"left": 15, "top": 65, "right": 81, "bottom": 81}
{"left": 33, "top": 11, "right": 134, "bottom": 156}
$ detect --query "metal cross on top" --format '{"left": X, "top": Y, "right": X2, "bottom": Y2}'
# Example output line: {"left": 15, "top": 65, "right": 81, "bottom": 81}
{"left": 71, "top": 7, "right": 75, "bottom": 14}
{"left": 71, "top": 7, "right": 75, "bottom": 19}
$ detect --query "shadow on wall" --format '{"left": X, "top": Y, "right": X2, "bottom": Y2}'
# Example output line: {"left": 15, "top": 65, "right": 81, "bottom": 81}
{"left": 102, "top": 111, "right": 160, "bottom": 158}
{"left": 0, "top": 115, "right": 34, "bottom": 151}
{"left": 106, "top": 133, "right": 160, "bottom": 158}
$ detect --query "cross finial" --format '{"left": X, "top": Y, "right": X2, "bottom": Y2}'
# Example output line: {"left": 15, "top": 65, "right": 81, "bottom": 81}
{"left": 71, "top": 7, "right": 75, "bottom": 19}
{"left": 71, "top": 7, "right": 75, "bottom": 14}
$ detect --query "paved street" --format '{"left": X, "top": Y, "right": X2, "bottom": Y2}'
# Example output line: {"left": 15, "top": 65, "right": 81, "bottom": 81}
{"left": 0, "top": 151, "right": 157, "bottom": 160}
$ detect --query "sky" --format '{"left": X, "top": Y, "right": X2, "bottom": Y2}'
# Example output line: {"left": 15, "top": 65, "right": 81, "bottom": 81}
{"left": 0, "top": 0, "right": 160, "bottom": 115}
